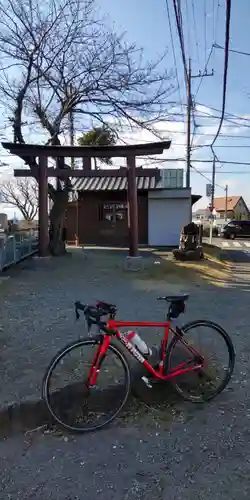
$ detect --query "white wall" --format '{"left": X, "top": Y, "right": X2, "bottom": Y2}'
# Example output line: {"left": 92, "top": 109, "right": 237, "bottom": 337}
{"left": 148, "top": 190, "right": 191, "bottom": 246}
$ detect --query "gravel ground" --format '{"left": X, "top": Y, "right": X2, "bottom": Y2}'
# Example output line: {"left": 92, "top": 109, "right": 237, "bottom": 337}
{"left": 0, "top": 248, "right": 197, "bottom": 409}
{"left": 1, "top": 248, "right": 250, "bottom": 499}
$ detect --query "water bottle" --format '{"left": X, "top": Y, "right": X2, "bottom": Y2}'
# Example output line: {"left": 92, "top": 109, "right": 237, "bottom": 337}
{"left": 125, "top": 331, "right": 152, "bottom": 356}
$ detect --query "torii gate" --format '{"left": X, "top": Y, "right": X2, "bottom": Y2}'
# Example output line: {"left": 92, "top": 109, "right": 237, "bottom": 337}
{"left": 1, "top": 141, "right": 171, "bottom": 257}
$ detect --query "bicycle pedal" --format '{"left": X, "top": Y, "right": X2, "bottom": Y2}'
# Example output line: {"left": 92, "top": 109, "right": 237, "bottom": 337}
{"left": 141, "top": 376, "right": 152, "bottom": 388}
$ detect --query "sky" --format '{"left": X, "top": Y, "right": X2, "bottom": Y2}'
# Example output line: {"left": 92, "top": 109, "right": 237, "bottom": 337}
{"left": 96, "top": 0, "right": 250, "bottom": 208}
{"left": 1, "top": 0, "right": 250, "bottom": 216}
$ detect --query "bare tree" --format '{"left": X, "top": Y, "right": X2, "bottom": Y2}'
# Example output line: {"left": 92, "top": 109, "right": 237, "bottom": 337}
{"left": 0, "top": 178, "right": 38, "bottom": 220}
{"left": 0, "top": 0, "right": 174, "bottom": 255}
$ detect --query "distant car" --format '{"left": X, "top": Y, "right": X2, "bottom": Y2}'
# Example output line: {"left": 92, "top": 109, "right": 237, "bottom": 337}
{"left": 216, "top": 222, "right": 228, "bottom": 236}
{"left": 220, "top": 220, "right": 250, "bottom": 239}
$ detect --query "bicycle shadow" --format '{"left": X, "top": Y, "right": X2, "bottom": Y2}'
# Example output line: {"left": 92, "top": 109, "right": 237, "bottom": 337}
{"left": 45, "top": 343, "right": 210, "bottom": 434}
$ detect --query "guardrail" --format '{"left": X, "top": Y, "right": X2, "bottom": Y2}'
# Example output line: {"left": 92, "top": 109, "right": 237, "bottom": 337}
{"left": 0, "top": 234, "right": 38, "bottom": 271}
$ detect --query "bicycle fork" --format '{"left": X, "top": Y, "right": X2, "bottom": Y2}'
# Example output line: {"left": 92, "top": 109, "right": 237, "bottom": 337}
{"left": 87, "top": 336, "right": 111, "bottom": 386}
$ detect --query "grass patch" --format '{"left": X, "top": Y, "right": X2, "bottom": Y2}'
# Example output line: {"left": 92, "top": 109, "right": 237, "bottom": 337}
{"left": 69, "top": 247, "right": 232, "bottom": 287}
{"left": 148, "top": 247, "right": 232, "bottom": 286}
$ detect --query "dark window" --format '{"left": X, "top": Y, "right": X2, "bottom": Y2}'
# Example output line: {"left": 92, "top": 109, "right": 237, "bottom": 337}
{"left": 227, "top": 222, "right": 238, "bottom": 227}
{"left": 241, "top": 221, "right": 250, "bottom": 232}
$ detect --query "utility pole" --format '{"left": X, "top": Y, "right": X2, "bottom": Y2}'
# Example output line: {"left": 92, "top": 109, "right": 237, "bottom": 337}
{"left": 186, "top": 63, "right": 214, "bottom": 191}
{"left": 208, "top": 156, "right": 216, "bottom": 245}
{"left": 225, "top": 184, "right": 228, "bottom": 220}
{"left": 186, "top": 58, "right": 191, "bottom": 190}
{"left": 69, "top": 83, "right": 75, "bottom": 169}
{"left": 211, "top": 156, "right": 216, "bottom": 211}
{"left": 68, "top": 83, "right": 79, "bottom": 245}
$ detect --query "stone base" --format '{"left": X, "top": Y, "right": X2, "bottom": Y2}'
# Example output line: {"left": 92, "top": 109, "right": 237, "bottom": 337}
{"left": 173, "top": 246, "right": 204, "bottom": 261}
{"left": 124, "top": 256, "right": 143, "bottom": 271}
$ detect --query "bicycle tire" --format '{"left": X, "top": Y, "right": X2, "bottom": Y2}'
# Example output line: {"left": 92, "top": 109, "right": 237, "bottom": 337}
{"left": 42, "top": 337, "right": 131, "bottom": 433}
{"left": 166, "top": 320, "right": 235, "bottom": 403}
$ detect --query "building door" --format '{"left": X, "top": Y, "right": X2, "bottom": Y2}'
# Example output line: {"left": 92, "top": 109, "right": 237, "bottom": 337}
{"left": 98, "top": 202, "right": 129, "bottom": 245}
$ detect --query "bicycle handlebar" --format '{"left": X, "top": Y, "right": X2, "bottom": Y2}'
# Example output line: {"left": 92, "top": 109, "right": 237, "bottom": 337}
{"left": 74, "top": 301, "right": 117, "bottom": 333}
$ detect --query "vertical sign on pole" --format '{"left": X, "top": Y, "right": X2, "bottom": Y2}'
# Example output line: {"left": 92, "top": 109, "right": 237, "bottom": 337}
{"left": 206, "top": 184, "right": 212, "bottom": 198}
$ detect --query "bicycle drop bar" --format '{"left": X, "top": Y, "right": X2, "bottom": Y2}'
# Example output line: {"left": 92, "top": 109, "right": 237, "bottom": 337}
{"left": 75, "top": 301, "right": 98, "bottom": 322}
{"left": 74, "top": 301, "right": 116, "bottom": 334}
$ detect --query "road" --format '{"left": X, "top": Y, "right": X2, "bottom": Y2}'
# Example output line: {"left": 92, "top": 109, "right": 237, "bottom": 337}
{"left": 214, "top": 238, "right": 250, "bottom": 250}
{"left": 205, "top": 237, "right": 250, "bottom": 251}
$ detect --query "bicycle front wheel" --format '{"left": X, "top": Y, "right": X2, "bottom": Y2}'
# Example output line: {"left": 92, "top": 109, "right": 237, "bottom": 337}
{"left": 166, "top": 320, "right": 235, "bottom": 403}
{"left": 42, "top": 338, "right": 131, "bottom": 433}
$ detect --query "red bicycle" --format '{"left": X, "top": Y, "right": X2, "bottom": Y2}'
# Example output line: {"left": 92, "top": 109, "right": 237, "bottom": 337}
{"left": 42, "top": 294, "right": 235, "bottom": 433}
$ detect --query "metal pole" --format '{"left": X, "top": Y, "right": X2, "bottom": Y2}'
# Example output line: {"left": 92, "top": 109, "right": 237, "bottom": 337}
{"left": 69, "top": 83, "right": 75, "bottom": 169}
{"left": 211, "top": 157, "right": 216, "bottom": 211}
{"left": 225, "top": 184, "right": 228, "bottom": 220}
{"left": 186, "top": 58, "right": 191, "bottom": 190}
{"left": 38, "top": 156, "right": 49, "bottom": 256}
{"left": 209, "top": 157, "right": 216, "bottom": 245}
{"left": 127, "top": 155, "right": 139, "bottom": 257}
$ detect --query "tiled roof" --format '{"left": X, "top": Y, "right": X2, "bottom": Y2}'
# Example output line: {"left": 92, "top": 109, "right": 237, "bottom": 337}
{"left": 213, "top": 196, "right": 241, "bottom": 211}
{"left": 72, "top": 175, "right": 159, "bottom": 191}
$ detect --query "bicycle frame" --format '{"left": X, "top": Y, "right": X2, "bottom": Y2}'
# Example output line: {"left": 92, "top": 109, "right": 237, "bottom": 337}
{"left": 87, "top": 319, "right": 204, "bottom": 386}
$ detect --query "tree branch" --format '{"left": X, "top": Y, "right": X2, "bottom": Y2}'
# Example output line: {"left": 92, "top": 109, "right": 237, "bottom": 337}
{"left": 0, "top": 178, "right": 38, "bottom": 220}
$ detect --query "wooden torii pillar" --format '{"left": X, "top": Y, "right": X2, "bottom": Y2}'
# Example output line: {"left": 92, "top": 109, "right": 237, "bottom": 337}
{"left": 1, "top": 141, "right": 171, "bottom": 257}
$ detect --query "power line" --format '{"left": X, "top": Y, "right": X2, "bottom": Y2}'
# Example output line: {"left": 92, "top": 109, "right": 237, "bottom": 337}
{"left": 191, "top": 0, "right": 200, "bottom": 65}
{"left": 203, "top": 0, "right": 207, "bottom": 67}
{"left": 138, "top": 157, "right": 250, "bottom": 167}
{"left": 195, "top": 102, "right": 250, "bottom": 123}
{"left": 207, "top": 0, "right": 232, "bottom": 207}
{"left": 191, "top": 160, "right": 250, "bottom": 166}
{"left": 193, "top": 171, "right": 250, "bottom": 174}
{"left": 165, "top": 0, "right": 183, "bottom": 108}
{"left": 190, "top": 162, "right": 224, "bottom": 189}
{"left": 211, "top": 0, "right": 232, "bottom": 147}
{"left": 194, "top": 144, "right": 250, "bottom": 149}
{"left": 193, "top": 47, "right": 214, "bottom": 102}
{"left": 214, "top": 43, "right": 250, "bottom": 57}
{"left": 146, "top": 158, "right": 250, "bottom": 167}
{"left": 192, "top": 113, "right": 250, "bottom": 129}
{"left": 190, "top": 163, "right": 213, "bottom": 183}
{"left": 214, "top": 1, "right": 220, "bottom": 42}
{"left": 172, "top": 0, "right": 188, "bottom": 85}
{"left": 76, "top": 130, "right": 250, "bottom": 139}
{"left": 184, "top": 0, "right": 191, "bottom": 57}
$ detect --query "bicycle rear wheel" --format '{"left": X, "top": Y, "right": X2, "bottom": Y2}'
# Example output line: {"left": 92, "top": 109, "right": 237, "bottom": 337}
{"left": 166, "top": 320, "right": 235, "bottom": 402}
{"left": 42, "top": 338, "right": 131, "bottom": 433}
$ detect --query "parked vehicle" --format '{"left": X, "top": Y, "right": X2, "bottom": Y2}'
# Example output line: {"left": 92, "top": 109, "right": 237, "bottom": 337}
{"left": 220, "top": 220, "right": 250, "bottom": 239}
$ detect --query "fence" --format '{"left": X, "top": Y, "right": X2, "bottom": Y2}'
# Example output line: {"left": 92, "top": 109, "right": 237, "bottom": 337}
{"left": 0, "top": 233, "right": 38, "bottom": 271}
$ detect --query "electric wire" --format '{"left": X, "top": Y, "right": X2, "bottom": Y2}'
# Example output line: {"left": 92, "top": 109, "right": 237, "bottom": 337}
{"left": 191, "top": 0, "right": 200, "bottom": 65}
{"left": 204, "top": 0, "right": 207, "bottom": 67}
{"left": 214, "top": 43, "right": 250, "bottom": 57}
{"left": 211, "top": 0, "right": 232, "bottom": 148}
{"left": 165, "top": 0, "right": 184, "bottom": 112}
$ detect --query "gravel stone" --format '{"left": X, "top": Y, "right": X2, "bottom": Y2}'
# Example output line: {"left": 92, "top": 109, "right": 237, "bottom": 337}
{"left": 1, "top": 248, "right": 250, "bottom": 498}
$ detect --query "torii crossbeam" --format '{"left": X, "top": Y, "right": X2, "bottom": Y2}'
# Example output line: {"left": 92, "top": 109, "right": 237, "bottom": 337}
{"left": 1, "top": 141, "right": 171, "bottom": 257}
